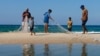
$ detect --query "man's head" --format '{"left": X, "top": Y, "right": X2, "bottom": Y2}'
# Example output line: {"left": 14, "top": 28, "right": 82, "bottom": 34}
{"left": 80, "top": 5, "right": 85, "bottom": 10}
{"left": 69, "top": 17, "right": 71, "bottom": 21}
{"left": 26, "top": 8, "right": 29, "bottom": 12}
{"left": 48, "top": 9, "right": 52, "bottom": 13}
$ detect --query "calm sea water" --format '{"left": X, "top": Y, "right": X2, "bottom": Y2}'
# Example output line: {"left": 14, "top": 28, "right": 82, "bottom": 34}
{"left": 0, "top": 44, "right": 100, "bottom": 56}
{"left": 0, "top": 25, "right": 100, "bottom": 33}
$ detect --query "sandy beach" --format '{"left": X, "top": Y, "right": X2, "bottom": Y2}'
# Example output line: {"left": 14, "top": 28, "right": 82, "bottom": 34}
{"left": 0, "top": 32, "right": 100, "bottom": 44}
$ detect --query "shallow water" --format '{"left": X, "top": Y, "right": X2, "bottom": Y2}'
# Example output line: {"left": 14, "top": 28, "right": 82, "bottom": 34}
{"left": 0, "top": 45, "right": 22, "bottom": 56}
{"left": 0, "top": 44, "right": 100, "bottom": 56}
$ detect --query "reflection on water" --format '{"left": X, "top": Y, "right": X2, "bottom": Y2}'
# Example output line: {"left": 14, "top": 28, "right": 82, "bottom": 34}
{"left": 44, "top": 44, "right": 49, "bottom": 56}
{"left": 0, "top": 44, "right": 100, "bottom": 56}
{"left": 22, "top": 44, "right": 50, "bottom": 56}
{"left": 23, "top": 44, "right": 34, "bottom": 56}
{"left": 68, "top": 43, "right": 72, "bottom": 56}
{"left": 81, "top": 44, "right": 87, "bottom": 56}
{"left": 22, "top": 44, "right": 100, "bottom": 56}
{"left": 67, "top": 43, "right": 87, "bottom": 56}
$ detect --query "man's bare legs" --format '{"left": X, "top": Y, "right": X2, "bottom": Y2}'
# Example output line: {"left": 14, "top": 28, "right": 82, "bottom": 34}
{"left": 82, "top": 25, "right": 88, "bottom": 34}
{"left": 44, "top": 23, "right": 48, "bottom": 33}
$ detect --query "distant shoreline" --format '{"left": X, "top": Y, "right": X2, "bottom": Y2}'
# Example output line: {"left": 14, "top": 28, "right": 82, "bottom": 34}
{"left": 0, "top": 24, "right": 100, "bottom": 26}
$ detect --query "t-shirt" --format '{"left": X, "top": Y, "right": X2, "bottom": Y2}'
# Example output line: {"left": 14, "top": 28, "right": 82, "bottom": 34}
{"left": 44, "top": 12, "right": 50, "bottom": 23}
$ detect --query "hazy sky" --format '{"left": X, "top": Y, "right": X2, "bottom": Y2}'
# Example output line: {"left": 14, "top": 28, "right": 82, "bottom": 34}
{"left": 0, "top": 0, "right": 100, "bottom": 25}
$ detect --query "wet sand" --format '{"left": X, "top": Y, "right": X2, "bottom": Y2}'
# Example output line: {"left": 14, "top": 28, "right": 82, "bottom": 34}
{"left": 0, "top": 32, "right": 100, "bottom": 44}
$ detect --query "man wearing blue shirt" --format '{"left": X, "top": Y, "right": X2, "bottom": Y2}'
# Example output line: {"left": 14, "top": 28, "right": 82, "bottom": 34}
{"left": 44, "top": 9, "right": 53, "bottom": 33}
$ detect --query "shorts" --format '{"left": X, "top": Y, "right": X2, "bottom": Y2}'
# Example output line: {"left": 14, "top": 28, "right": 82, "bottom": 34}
{"left": 68, "top": 27, "right": 72, "bottom": 31}
{"left": 82, "top": 20, "right": 88, "bottom": 26}
{"left": 30, "top": 27, "right": 33, "bottom": 32}
{"left": 44, "top": 18, "right": 49, "bottom": 24}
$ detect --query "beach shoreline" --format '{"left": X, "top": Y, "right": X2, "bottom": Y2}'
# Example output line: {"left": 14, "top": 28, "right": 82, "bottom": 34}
{"left": 0, "top": 32, "right": 100, "bottom": 44}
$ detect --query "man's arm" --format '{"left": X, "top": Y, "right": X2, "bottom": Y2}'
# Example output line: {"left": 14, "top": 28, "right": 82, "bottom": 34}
{"left": 48, "top": 13, "right": 54, "bottom": 21}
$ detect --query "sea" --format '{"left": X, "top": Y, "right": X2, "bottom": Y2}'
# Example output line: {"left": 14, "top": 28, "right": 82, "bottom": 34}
{"left": 0, "top": 25, "right": 100, "bottom": 56}
{"left": 0, "top": 25, "right": 100, "bottom": 33}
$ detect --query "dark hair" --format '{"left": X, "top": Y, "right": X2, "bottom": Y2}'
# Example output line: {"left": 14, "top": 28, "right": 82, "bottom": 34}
{"left": 48, "top": 9, "right": 52, "bottom": 13}
{"left": 80, "top": 5, "right": 84, "bottom": 9}
{"left": 69, "top": 17, "right": 71, "bottom": 20}
{"left": 26, "top": 8, "right": 29, "bottom": 12}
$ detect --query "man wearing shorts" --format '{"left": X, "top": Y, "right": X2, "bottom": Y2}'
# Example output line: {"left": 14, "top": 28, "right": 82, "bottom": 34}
{"left": 29, "top": 17, "right": 35, "bottom": 35}
{"left": 44, "top": 9, "right": 53, "bottom": 33}
{"left": 67, "top": 17, "right": 73, "bottom": 31}
{"left": 80, "top": 5, "right": 88, "bottom": 34}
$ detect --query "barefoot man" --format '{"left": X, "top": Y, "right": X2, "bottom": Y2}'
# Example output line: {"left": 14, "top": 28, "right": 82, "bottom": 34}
{"left": 29, "top": 17, "right": 35, "bottom": 35}
{"left": 67, "top": 17, "right": 73, "bottom": 31}
{"left": 44, "top": 9, "right": 53, "bottom": 33}
{"left": 80, "top": 5, "right": 88, "bottom": 34}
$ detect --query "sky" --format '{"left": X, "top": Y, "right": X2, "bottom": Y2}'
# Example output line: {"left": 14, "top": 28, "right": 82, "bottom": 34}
{"left": 0, "top": 0, "right": 100, "bottom": 25}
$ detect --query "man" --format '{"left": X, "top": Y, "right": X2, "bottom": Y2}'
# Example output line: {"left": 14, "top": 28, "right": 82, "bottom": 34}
{"left": 44, "top": 9, "right": 53, "bottom": 33}
{"left": 22, "top": 8, "right": 31, "bottom": 31}
{"left": 80, "top": 5, "right": 88, "bottom": 34}
{"left": 67, "top": 17, "right": 73, "bottom": 31}
{"left": 29, "top": 17, "right": 35, "bottom": 35}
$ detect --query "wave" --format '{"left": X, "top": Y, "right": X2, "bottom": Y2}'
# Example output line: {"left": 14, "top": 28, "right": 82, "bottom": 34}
{"left": 73, "top": 31, "right": 100, "bottom": 34}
